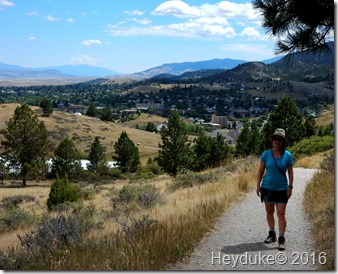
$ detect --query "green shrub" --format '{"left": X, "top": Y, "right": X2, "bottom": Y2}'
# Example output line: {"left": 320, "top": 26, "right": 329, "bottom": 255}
{"left": 137, "top": 186, "right": 163, "bottom": 208}
{"left": 18, "top": 205, "right": 103, "bottom": 252}
{"left": 2, "top": 195, "right": 35, "bottom": 210}
{"left": 0, "top": 209, "right": 37, "bottom": 234}
{"left": 113, "top": 184, "right": 163, "bottom": 209}
{"left": 118, "top": 185, "right": 138, "bottom": 204}
{"left": 320, "top": 150, "right": 334, "bottom": 172}
{"left": 289, "top": 135, "right": 334, "bottom": 159}
{"left": 145, "top": 160, "right": 163, "bottom": 175}
{"left": 167, "top": 171, "right": 217, "bottom": 191}
{"left": 120, "top": 213, "right": 158, "bottom": 239}
{"left": 107, "top": 168, "right": 123, "bottom": 179}
{"left": 47, "top": 176, "right": 82, "bottom": 210}
{"left": 133, "top": 168, "right": 157, "bottom": 180}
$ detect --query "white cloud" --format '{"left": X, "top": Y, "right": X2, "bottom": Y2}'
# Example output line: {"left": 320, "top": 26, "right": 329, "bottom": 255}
{"left": 45, "top": 15, "right": 61, "bottom": 21}
{"left": 70, "top": 55, "right": 99, "bottom": 66}
{"left": 124, "top": 9, "right": 144, "bottom": 16}
{"left": 67, "top": 17, "right": 75, "bottom": 23}
{"left": 0, "top": 0, "right": 14, "bottom": 7}
{"left": 130, "top": 18, "right": 152, "bottom": 25}
{"left": 28, "top": 36, "right": 36, "bottom": 41}
{"left": 152, "top": 0, "right": 200, "bottom": 18}
{"left": 152, "top": 0, "right": 258, "bottom": 20}
{"left": 216, "top": 1, "right": 258, "bottom": 20}
{"left": 27, "top": 11, "right": 40, "bottom": 16}
{"left": 81, "top": 39, "right": 103, "bottom": 46}
{"left": 106, "top": 0, "right": 264, "bottom": 40}
{"left": 107, "top": 18, "right": 235, "bottom": 39}
{"left": 166, "top": 18, "right": 235, "bottom": 38}
{"left": 240, "top": 27, "right": 265, "bottom": 40}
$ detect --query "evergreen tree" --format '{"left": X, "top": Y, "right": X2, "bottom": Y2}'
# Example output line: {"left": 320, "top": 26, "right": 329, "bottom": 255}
{"left": 87, "top": 136, "right": 107, "bottom": 175}
{"left": 248, "top": 121, "right": 263, "bottom": 155}
{"left": 192, "top": 131, "right": 212, "bottom": 171}
{"left": 1, "top": 104, "right": 49, "bottom": 185}
{"left": 100, "top": 106, "right": 113, "bottom": 122}
{"left": 157, "top": 110, "right": 191, "bottom": 177}
{"left": 113, "top": 131, "right": 140, "bottom": 173}
{"left": 40, "top": 98, "right": 53, "bottom": 117}
{"left": 318, "top": 123, "right": 334, "bottom": 137}
{"left": 210, "top": 133, "right": 230, "bottom": 167}
{"left": 86, "top": 104, "right": 97, "bottom": 117}
{"left": 47, "top": 175, "right": 81, "bottom": 210}
{"left": 260, "top": 95, "right": 305, "bottom": 150}
{"left": 51, "top": 137, "right": 83, "bottom": 179}
{"left": 252, "top": 0, "right": 334, "bottom": 54}
{"left": 236, "top": 124, "right": 251, "bottom": 156}
{"left": 145, "top": 122, "right": 157, "bottom": 132}
{"left": 304, "top": 115, "right": 317, "bottom": 137}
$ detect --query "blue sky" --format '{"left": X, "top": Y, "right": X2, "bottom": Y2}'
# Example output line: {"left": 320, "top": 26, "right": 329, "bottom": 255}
{"left": 0, "top": 0, "right": 281, "bottom": 74}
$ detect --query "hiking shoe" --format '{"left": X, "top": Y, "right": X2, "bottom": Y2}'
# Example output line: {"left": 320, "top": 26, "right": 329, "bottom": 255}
{"left": 264, "top": 231, "right": 276, "bottom": 243}
{"left": 278, "top": 236, "right": 285, "bottom": 251}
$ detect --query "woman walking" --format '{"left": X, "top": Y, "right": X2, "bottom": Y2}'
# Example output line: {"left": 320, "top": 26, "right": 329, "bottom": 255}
{"left": 256, "top": 128, "right": 294, "bottom": 251}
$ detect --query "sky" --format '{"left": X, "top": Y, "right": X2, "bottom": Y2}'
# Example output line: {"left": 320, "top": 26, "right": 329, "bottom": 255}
{"left": 0, "top": 0, "right": 282, "bottom": 74}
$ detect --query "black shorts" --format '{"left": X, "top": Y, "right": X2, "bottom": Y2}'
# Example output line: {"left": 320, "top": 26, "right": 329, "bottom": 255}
{"left": 260, "top": 187, "right": 288, "bottom": 204}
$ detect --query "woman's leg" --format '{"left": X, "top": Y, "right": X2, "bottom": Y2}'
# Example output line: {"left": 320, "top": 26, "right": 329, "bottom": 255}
{"left": 276, "top": 203, "right": 287, "bottom": 233}
{"left": 265, "top": 202, "right": 275, "bottom": 229}
{"left": 276, "top": 203, "right": 287, "bottom": 250}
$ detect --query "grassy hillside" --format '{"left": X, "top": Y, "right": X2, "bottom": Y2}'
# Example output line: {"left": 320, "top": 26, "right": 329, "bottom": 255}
{"left": 315, "top": 104, "right": 334, "bottom": 126}
{"left": 0, "top": 103, "right": 333, "bottom": 162}
{"left": 0, "top": 104, "right": 162, "bottom": 163}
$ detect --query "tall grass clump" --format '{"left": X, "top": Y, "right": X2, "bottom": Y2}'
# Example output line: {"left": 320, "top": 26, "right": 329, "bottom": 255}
{"left": 112, "top": 184, "right": 164, "bottom": 209}
{"left": 167, "top": 171, "right": 218, "bottom": 191}
{"left": 0, "top": 195, "right": 37, "bottom": 234}
{"left": 303, "top": 150, "right": 334, "bottom": 270}
{"left": 0, "top": 209, "right": 37, "bottom": 234}
{"left": 2, "top": 195, "right": 35, "bottom": 210}
{"left": 0, "top": 205, "right": 104, "bottom": 270}
{"left": 5, "top": 200, "right": 224, "bottom": 270}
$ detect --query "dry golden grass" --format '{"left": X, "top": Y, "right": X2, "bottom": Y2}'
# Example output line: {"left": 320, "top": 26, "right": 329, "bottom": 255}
{"left": 315, "top": 104, "right": 334, "bottom": 126}
{"left": 0, "top": 181, "right": 51, "bottom": 252}
{"left": 0, "top": 77, "right": 99, "bottom": 87}
{"left": 0, "top": 103, "right": 162, "bottom": 162}
{"left": 0, "top": 159, "right": 258, "bottom": 257}
{"left": 303, "top": 165, "right": 334, "bottom": 270}
{"left": 294, "top": 150, "right": 330, "bottom": 169}
{"left": 122, "top": 113, "right": 167, "bottom": 129}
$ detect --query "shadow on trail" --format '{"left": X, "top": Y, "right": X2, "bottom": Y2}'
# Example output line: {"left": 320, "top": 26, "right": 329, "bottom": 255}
{"left": 221, "top": 242, "right": 275, "bottom": 254}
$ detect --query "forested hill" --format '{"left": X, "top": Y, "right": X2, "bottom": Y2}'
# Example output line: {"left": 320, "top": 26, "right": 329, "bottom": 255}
{"left": 145, "top": 42, "right": 334, "bottom": 84}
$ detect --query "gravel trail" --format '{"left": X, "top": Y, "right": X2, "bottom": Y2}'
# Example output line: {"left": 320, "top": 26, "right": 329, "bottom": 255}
{"left": 172, "top": 168, "right": 319, "bottom": 271}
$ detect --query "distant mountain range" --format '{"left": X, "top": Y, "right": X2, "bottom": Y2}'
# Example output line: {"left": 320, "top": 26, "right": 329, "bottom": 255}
{"left": 131, "top": 56, "right": 284, "bottom": 78}
{"left": 0, "top": 63, "right": 120, "bottom": 79}
{"left": 0, "top": 41, "right": 333, "bottom": 80}
{"left": 144, "top": 42, "right": 334, "bottom": 80}
{"left": 0, "top": 57, "right": 280, "bottom": 80}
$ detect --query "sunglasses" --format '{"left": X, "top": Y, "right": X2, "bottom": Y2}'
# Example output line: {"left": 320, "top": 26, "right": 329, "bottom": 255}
{"left": 273, "top": 137, "right": 284, "bottom": 142}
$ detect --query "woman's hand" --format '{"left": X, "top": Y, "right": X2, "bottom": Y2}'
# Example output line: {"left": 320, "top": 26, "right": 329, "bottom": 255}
{"left": 256, "top": 185, "right": 261, "bottom": 197}
{"left": 286, "top": 188, "right": 292, "bottom": 199}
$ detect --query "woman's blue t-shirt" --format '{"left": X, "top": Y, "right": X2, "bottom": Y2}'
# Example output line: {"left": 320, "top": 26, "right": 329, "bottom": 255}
{"left": 260, "top": 149, "right": 294, "bottom": 191}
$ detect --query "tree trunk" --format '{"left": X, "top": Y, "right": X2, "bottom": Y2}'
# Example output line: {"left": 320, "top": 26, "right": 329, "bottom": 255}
{"left": 23, "top": 177, "right": 27, "bottom": 186}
